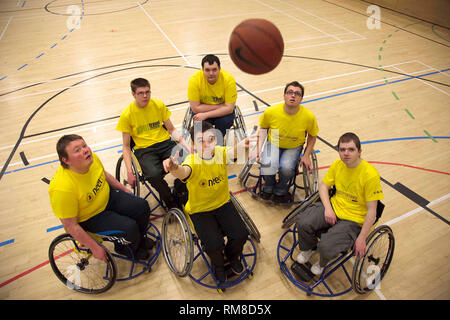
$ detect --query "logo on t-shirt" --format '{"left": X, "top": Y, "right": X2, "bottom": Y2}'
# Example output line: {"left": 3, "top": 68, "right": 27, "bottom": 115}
{"left": 86, "top": 192, "right": 94, "bottom": 202}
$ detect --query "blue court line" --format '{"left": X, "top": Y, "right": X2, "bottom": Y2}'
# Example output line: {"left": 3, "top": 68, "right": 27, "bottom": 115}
{"left": 0, "top": 239, "right": 15, "bottom": 247}
{"left": 46, "top": 225, "right": 63, "bottom": 233}
{"left": 243, "top": 67, "right": 450, "bottom": 118}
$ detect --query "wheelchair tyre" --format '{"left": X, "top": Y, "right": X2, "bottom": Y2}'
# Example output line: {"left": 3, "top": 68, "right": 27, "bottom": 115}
{"left": 162, "top": 208, "right": 194, "bottom": 277}
{"left": 352, "top": 225, "right": 395, "bottom": 294}
{"left": 301, "top": 152, "right": 319, "bottom": 197}
{"left": 282, "top": 191, "right": 320, "bottom": 229}
{"left": 233, "top": 106, "right": 248, "bottom": 141}
{"left": 48, "top": 233, "right": 117, "bottom": 294}
{"left": 238, "top": 158, "right": 254, "bottom": 183}
{"left": 230, "top": 192, "right": 261, "bottom": 243}
{"left": 115, "top": 154, "right": 140, "bottom": 196}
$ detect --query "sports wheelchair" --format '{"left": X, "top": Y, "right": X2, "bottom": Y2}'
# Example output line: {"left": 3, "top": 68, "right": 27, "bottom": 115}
{"left": 238, "top": 136, "right": 319, "bottom": 205}
{"left": 48, "top": 220, "right": 161, "bottom": 294}
{"left": 181, "top": 105, "right": 248, "bottom": 145}
{"left": 161, "top": 192, "right": 260, "bottom": 293}
{"left": 277, "top": 191, "right": 395, "bottom": 297}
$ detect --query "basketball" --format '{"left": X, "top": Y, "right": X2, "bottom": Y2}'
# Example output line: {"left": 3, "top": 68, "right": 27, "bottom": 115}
{"left": 228, "top": 19, "right": 284, "bottom": 75}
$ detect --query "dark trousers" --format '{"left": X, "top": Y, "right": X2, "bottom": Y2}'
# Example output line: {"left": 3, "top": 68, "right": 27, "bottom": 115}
{"left": 295, "top": 201, "right": 362, "bottom": 267}
{"left": 204, "top": 109, "right": 235, "bottom": 139}
{"left": 134, "top": 139, "right": 177, "bottom": 207}
{"left": 80, "top": 189, "right": 150, "bottom": 254}
{"left": 190, "top": 201, "right": 248, "bottom": 268}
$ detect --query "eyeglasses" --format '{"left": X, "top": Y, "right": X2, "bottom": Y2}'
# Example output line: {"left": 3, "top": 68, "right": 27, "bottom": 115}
{"left": 136, "top": 90, "right": 151, "bottom": 97}
{"left": 285, "top": 90, "right": 302, "bottom": 97}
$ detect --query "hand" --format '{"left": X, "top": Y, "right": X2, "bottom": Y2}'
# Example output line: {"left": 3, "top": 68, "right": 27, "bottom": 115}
{"left": 301, "top": 155, "right": 312, "bottom": 171}
{"left": 193, "top": 112, "right": 208, "bottom": 121}
{"left": 353, "top": 234, "right": 366, "bottom": 259}
{"left": 163, "top": 155, "right": 179, "bottom": 173}
{"left": 91, "top": 244, "right": 107, "bottom": 263}
{"left": 127, "top": 172, "right": 136, "bottom": 188}
{"left": 324, "top": 207, "right": 337, "bottom": 225}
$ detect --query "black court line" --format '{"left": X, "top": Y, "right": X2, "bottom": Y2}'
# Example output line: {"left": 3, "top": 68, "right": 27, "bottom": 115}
{"left": 323, "top": 0, "right": 450, "bottom": 48}
{"left": 41, "top": 177, "right": 50, "bottom": 185}
{"left": 19, "top": 151, "right": 29, "bottom": 166}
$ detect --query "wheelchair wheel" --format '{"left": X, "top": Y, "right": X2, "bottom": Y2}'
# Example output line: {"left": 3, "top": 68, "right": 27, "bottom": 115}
{"left": 232, "top": 106, "right": 248, "bottom": 142}
{"left": 115, "top": 154, "right": 140, "bottom": 196}
{"left": 162, "top": 208, "right": 194, "bottom": 277}
{"left": 48, "top": 233, "right": 117, "bottom": 294}
{"left": 300, "top": 151, "right": 319, "bottom": 197}
{"left": 352, "top": 225, "right": 395, "bottom": 294}
{"left": 282, "top": 191, "right": 320, "bottom": 229}
{"left": 238, "top": 157, "right": 254, "bottom": 183}
{"left": 181, "top": 107, "right": 193, "bottom": 144}
{"left": 229, "top": 192, "right": 261, "bottom": 243}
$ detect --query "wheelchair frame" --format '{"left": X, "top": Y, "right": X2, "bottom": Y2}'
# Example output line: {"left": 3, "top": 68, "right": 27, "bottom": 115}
{"left": 238, "top": 136, "right": 319, "bottom": 204}
{"left": 161, "top": 192, "right": 259, "bottom": 293}
{"left": 48, "top": 220, "right": 162, "bottom": 294}
{"left": 276, "top": 191, "right": 395, "bottom": 297}
{"left": 181, "top": 105, "right": 248, "bottom": 145}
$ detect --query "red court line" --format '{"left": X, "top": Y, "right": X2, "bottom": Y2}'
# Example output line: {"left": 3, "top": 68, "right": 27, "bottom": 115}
{"left": 1, "top": 161, "right": 448, "bottom": 289}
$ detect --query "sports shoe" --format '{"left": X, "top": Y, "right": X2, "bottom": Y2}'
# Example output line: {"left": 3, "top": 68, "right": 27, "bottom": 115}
{"left": 230, "top": 257, "right": 244, "bottom": 274}
{"left": 311, "top": 261, "right": 324, "bottom": 275}
{"left": 296, "top": 249, "right": 316, "bottom": 264}
{"left": 273, "top": 193, "right": 291, "bottom": 203}
{"left": 260, "top": 191, "right": 272, "bottom": 200}
{"left": 213, "top": 265, "right": 227, "bottom": 283}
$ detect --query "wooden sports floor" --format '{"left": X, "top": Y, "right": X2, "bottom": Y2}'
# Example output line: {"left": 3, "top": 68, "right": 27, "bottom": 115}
{"left": 0, "top": 0, "right": 448, "bottom": 300}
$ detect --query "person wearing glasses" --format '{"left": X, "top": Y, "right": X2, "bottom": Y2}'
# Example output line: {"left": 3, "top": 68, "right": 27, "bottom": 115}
{"left": 255, "top": 81, "right": 319, "bottom": 203}
{"left": 116, "top": 78, "right": 190, "bottom": 209}
{"left": 187, "top": 54, "right": 238, "bottom": 139}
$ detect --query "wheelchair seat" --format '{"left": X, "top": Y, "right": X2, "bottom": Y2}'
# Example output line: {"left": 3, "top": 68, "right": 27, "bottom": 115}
{"left": 48, "top": 220, "right": 161, "bottom": 294}
{"left": 161, "top": 192, "right": 259, "bottom": 293}
{"left": 277, "top": 191, "right": 395, "bottom": 297}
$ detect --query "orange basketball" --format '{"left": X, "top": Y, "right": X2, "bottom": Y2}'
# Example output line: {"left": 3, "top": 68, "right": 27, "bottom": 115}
{"left": 229, "top": 19, "right": 284, "bottom": 75}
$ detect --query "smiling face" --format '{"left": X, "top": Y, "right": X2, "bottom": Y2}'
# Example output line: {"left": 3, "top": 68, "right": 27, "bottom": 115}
{"left": 338, "top": 140, "right": 362, "bottom": 168}
{"left": 62, "top": 139, "right": 93, "bottom": 173}
{"left": 202, "top": 61, "right": 220, "bottom": 85}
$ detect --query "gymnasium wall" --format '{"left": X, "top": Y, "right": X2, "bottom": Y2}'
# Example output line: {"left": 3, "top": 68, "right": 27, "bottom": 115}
{"left": 364, "top": 0, "right": 450, "bottom": 28}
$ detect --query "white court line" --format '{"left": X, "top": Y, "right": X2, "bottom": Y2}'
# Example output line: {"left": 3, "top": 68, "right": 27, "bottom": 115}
{"left": 137, "top": 2, "right": 191, "bottom": 66}
{"left": 277, "top": 0, "right": 365, "bottom": 40}
{"left": 0, "top": 61, "right": 431, "bottom": 154}
{"left": 384, "top": 193, "right": 450, "bottom": 226}
{"left": 392, "top": 65, "right": 450, "bottom": 96}
{"left": 0, "top": 16, "right": 13, "bottom": 41}
{"left": 414, "top": 60, "right": 450, "bottom": 78}
{"left": 254, "top": 0, "right": 342, "bottom": 42}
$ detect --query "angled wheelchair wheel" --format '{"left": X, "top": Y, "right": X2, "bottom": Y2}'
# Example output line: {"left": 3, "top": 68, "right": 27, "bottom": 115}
{"left": 352, "top": 225, "right": 395, "bottom": 294}
{"left": 282, "top": 191, "right": 320, "bottom": 229}
{"left": 232, "top": 106, "right": 248, "bottom": 141}
{"left": 229, "top": 192, "right": 261, "bottom": 243}
{"left": 115, "top": 154, "right": 140, "bottom": 196}
{"left": 238, "top": 157, "right": 254, "bottom": 183}
{"left": 181, "top": 107, "right": 193, "bottom": 144}
{"left": 300, "top": 151, "right": 319, "bottom": 197}
{"left": 162, "top": 208, "right": 194, "bottom": 277}
{"left": 48, "top": 233, "right": 117, "bottom": 294}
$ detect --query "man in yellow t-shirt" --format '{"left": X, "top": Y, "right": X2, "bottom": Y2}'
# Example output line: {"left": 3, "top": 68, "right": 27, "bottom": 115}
{"left": 295, "top": 132, "right": 384, "bottom": 275}
{"left": 163, "top": 121, "right": 250, "bottom": 283}
{"left": 257, "top": 81, "right": 319, "bottom": 203}
{"left": 187, "top": 54, "right": 237, "bottom": 139}
{"left": 48, "top": 134, "right": 153, "bottom": 261}
{"left": 116, "top": 78, "right": 190, "bottom": 209}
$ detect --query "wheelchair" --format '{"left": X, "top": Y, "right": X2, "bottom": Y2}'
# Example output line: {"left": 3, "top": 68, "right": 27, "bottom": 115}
{"left": 48, "top": 220, "right": 161, "bottom": 294}
{"left": 161, "top": 191, "right": 260, "bottom": 293}
{"left": 238, "top": 136, "right": 319, "bottom": 205}
{"left": 115, "top": 139, "right": 170, "bottom": 216}
{"left": 277, "top": 191, "right": 395, "bottom": 297}
{"left": 181, "top": 105, "right": 248, "bottom": 145}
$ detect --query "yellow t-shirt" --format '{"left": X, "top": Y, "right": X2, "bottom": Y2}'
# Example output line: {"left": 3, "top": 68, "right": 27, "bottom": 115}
{"left": 48, "top": 153, "right": 110, "bottom": 223}
{"left": 323, "top": 159, "right": 384, "bottom": 225}
{"left": 116, "top": 98, "right": 171, "bottom": 149}
{"left": 181, "top": 146, "right": 231, "bottom": 214}
{"left": 259, "top": 103, "right": 319, "bottom": 149}
{"left": 187, "top": 69, "right": 237, "bottom": 105}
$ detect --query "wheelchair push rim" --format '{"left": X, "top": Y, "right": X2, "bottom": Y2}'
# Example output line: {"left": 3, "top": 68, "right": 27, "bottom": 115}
{"left": 48, "top": 233, "right": 117, "bottom": 294}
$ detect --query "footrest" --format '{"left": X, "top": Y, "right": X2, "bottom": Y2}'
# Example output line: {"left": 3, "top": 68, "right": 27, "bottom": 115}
{"left": 291, "top": 261, "right": 315, "bottom": 282}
